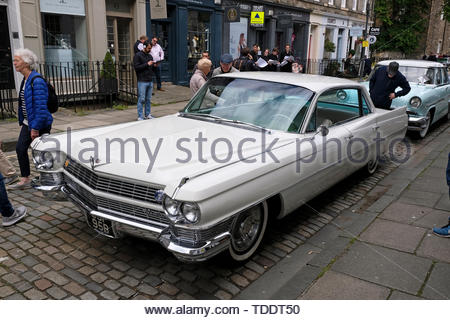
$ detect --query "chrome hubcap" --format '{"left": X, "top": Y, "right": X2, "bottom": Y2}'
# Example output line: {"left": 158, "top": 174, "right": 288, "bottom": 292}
{"left": 232, "top": 206, "right": 262, "bottom": 253}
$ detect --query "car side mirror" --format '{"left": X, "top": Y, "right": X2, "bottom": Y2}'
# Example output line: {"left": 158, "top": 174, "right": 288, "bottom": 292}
{"left": 317, "top": 124, "right": 329, "bottom": 136}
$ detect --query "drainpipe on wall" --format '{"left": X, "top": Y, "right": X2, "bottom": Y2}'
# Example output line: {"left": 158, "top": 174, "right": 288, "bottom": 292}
{"left": 146, "top": 0, "right": 152, "bottom": 37}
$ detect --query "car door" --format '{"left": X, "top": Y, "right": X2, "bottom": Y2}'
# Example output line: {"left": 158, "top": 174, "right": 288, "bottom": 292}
{"left": 339, "top": 89, "right": 379, "bottom": 174}
{"left": 435, "top": 67, "right": 450, "bottom": 120}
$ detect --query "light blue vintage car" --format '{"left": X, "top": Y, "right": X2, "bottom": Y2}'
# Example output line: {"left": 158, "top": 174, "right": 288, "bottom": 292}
{"left": 363, "top": 60, "right": 450, "bottom": 138}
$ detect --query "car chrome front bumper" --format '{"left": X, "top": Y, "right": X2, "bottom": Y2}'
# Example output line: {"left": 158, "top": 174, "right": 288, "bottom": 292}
{"left": 407, "top": 115, "right": 429, "bottom": 131}
{"left": 32, "top": 175, "right": 231, "bottom": 262}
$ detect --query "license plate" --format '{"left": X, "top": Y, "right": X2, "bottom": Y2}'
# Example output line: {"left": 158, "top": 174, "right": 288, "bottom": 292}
{"left": 87, "top": 214, "right": 114, "bottom": 237}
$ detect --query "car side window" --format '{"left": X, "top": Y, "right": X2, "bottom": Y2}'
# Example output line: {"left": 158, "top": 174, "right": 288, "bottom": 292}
{"left": 307, "top": 88, "right": 361, "bottom": 131}
{"left": 425, "top": 68, "right": 435, "bottom": 84}
{"left": 440, "top": 68, "right": 448, "bottom": 84}
{"left": 361, "top": 95, "right": 371, "bottom": 115}
{"left": 436, "top": 68, "right": 442, "bottom": 85}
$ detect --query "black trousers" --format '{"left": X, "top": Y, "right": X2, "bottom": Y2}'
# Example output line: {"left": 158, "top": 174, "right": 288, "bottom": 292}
{"left": 16, "top": 124, "right": 51, "bottom": 177}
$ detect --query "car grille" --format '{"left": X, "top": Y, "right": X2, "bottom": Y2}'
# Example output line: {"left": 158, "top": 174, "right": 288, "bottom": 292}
{"left": 63, "top": 165, "right": 235, "bottom": 246}
{"left": 40, "top": 172, "right": 64, "bottom": 186}
{"left": 175, "top": 218, "right": 234, "bottom": 246}
{"left": 64, "top": 175, "right": 170, "bottom": 226}
{"left": 64, "top": 156, "right": 164, "bottom": 204}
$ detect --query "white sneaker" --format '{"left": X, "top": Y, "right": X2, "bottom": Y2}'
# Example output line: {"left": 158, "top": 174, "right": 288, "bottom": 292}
{"left": 2, "top": 206, "right": 27, "bottom": 227}
{"left": 145, "top": 115, "right": 154, "bottom": 120}
{"left": 137, "top": 117, "right": 144, "bottom": 121}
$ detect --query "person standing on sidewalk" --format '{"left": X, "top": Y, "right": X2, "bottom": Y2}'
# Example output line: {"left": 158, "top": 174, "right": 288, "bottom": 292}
{"left": 432, "top": 152, "right": 450, "bottom": 237}
{"left": 150, "top": 37, "right": 165, "bottom": 92}
{"left": 190, "top": 58, "right": 212, "bottom": 95}
{"left": 11, "top": 49, "right": 53, "bottom": 190}
{"left": 369, "top": 61, "right": 411, "bottom": 110}
{"left": 0, "top": 173, "right": 27, "bottom": 226}
{"left": 0, "top": 141, "right": 18, "bottom": 185}
{"left": 133, "top": 41, "right": 155, "bottom": 121}
{"left": 134, "top": 35, "right": 148, "bottom": 55}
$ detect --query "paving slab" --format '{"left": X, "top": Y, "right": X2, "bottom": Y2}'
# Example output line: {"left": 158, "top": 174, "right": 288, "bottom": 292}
{"left": 307, "top": 236, "right": 350, "bottom": 268}
{"left": 434, "top": 193, "right": 450, "bottom": 211}
{"left": 388, "top": 290, "right": 424, "bottom": 300}
{"left": 398, "top": 190, "right": 442, "bottom": 208}
{"left": 421, "top": 263, "right": 450, "bottom": 299}
{"left": 359, "top": 219, "right": 426, "bottom": 253}
{"left": 300, "top": 270, "right": 390, "bottom": 300}
{"left": 366, "top": 195, "right": 396, "bottom": 213}
{"left": 416, "top": 232, "right": 450, "bottom": 264}
{"left": 408, "top": 177, "right": 447, "bottom": 194}
{"left": 413, "top": 210, "right": 450, "bottom": 228}
{"left": 379, "top": 202, "right": 432, "bottom": 224}
{"left": 235, "top": 243, "right": 319, "bottom": 300}
{"left": 338, "top": 211, "right": 378, "bottom": 239}
{"left": 332, "top": 241, "right": 432, "bottom": 294}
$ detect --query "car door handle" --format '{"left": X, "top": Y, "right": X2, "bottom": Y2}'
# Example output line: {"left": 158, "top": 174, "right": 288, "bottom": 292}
{"left": 372, "top": 126, "right": 380, "bottom": 131}
{"left": 345, "top": 134, "right": 354, "bottom": 140}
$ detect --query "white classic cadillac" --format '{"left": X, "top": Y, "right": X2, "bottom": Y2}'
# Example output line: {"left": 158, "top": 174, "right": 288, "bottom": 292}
{"left": 31, "top": 73, "right": 407, "bottom": 262}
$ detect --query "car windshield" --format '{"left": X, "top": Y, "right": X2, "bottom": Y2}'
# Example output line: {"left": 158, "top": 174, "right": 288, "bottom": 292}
{"left": 370, "top": 65, "right": 436, "bottom": 84}
{"left": 183, "top": 77, "right": 314, "bottom": 133}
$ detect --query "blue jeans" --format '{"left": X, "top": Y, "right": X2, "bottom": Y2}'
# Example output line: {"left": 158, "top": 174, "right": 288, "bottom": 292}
{"left": 137, "top": 81, "right": 153, "bottom": 119}
{"left": 0, "top": 173, "right": 14, "bottom": 218}
{"left": 154, "top": 64, "right": 162, "bottom": 89}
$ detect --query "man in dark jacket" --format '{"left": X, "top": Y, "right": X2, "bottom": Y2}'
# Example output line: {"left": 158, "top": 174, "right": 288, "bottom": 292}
{"left": 134, "top": 35, "right": 148, "bottom": 55}
{"left": 369, "top": 61, "right": 411, "bottom": 110}
{"left": 232, "top": 47, "right": 259, "bottom": 71}
{"left": 133, "top": 41, "right": 155, "bottom": 120}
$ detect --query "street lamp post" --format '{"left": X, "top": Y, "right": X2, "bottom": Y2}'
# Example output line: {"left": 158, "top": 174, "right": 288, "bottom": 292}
{"left": 359, "top": 0, "right": 371, "bottom": 77}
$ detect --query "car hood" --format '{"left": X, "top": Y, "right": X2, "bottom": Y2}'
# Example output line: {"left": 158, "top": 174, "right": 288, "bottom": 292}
{"left": 361, "top": 81, "right": 434, "bottom": 109}
{"left": 39, "top": 114, "right": 296, "bottom": 195}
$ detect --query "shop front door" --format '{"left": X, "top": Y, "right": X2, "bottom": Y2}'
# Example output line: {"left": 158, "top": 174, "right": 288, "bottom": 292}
{"left": 0, "top": 6, "right": 14, "bottom": 89}
{"left": 151, "top": 22, "right": 171, "bottom": 82}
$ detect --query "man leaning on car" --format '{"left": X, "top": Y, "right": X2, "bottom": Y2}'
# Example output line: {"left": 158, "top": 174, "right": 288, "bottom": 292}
{"left": 369, "top": 61, "right": 411, "bottom": 110}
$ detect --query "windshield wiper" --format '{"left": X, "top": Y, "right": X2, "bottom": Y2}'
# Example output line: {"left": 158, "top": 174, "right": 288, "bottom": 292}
{"left": 216, "top": 118, "right": 270, "bottom": 133}
{"left": 179, "top": 112, "right": 270, "bottom": 133}
{"left": 179, "top": 112, "right": 224, "bottom": 121}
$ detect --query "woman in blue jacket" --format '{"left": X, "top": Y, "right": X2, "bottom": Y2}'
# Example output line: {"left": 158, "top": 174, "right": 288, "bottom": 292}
{"left": 10, "top": 49, "right": 53, "bottom": 189}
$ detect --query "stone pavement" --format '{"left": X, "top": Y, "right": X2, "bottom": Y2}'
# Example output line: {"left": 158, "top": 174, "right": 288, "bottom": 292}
{"left": 0, "top": 83, "right": 191, "bottom": 152}
{"left": 237, "top": 123, "right": 450, "bottom": 300}
{"left": 0, "top": 96, "right": 449, "bottom": 299}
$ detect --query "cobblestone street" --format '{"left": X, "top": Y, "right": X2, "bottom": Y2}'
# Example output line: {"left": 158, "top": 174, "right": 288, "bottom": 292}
{"left": 0, "top": 117, "right": 449, "bottom": 300}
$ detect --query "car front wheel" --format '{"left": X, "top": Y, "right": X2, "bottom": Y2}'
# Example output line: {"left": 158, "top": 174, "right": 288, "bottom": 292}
{"left": 229, "top": 202, "right": 268, "bottom": 261}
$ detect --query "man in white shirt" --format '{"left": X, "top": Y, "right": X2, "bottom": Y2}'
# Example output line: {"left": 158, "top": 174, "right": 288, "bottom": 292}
{"left": 150, "top": 37, "right": 165, "bottom": 91}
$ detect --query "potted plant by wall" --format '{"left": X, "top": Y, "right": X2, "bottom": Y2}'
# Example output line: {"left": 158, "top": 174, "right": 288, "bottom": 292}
{"left": 99, "top": 51, "right": 118, "bottom": 95}
{"left": 323, "top": 39, "right": 339, "bottom": 76}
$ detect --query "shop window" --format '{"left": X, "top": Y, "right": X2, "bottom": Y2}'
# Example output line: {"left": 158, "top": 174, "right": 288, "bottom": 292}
{"left": 187, "top": 10, "right": 211, "bottom": 73}
{"left": 42, "top": 13, "right": 88, "bottom": 66}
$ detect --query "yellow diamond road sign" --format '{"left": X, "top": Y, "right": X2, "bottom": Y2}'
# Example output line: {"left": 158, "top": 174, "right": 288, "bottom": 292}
{"left": 251, "top": 11, "right": 264, "bottom": 26}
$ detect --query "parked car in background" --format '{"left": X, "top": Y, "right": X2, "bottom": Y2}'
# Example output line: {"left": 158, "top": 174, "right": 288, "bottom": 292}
{"left": 364, "top": 60, "right": 450, "bottom": 138}
{"left": 31, "top": 73, "right": 407, "bottom": 262}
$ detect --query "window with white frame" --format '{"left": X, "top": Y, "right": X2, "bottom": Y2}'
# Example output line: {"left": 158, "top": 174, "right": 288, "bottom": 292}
{"left": 329, "top": 0, "right": 334, "bottom": 5}
{"left": 341, "top": 0, "right": 346, "bottom": 8}
{"left": 353, "top": 0, "right": 357, "bottom": 10}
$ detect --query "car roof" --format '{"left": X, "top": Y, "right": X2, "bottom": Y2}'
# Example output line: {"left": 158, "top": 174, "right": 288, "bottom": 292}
{"left": 214, "top": 72, "right": 362, "bottom": 92}
{"left": 377, "top": 59, "right": 444, "bottom": 68}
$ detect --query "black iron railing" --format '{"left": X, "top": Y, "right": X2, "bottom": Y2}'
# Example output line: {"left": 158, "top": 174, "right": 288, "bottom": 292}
{"left": 36, "top": 61, "right": 138, "bottom": 108}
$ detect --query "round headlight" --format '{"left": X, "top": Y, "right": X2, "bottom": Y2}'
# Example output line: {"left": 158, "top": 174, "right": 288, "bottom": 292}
{"left": 409, "top": 97, "right": 422, "bottom": 108}
{"left": 163, "top": 196, "right": 179, "bottom": 217}
{"left": 181, "top": 202, "right": 200, "bottom": 224}
{"left": 38, "top": 151, "right": 54, "bottom": 169}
